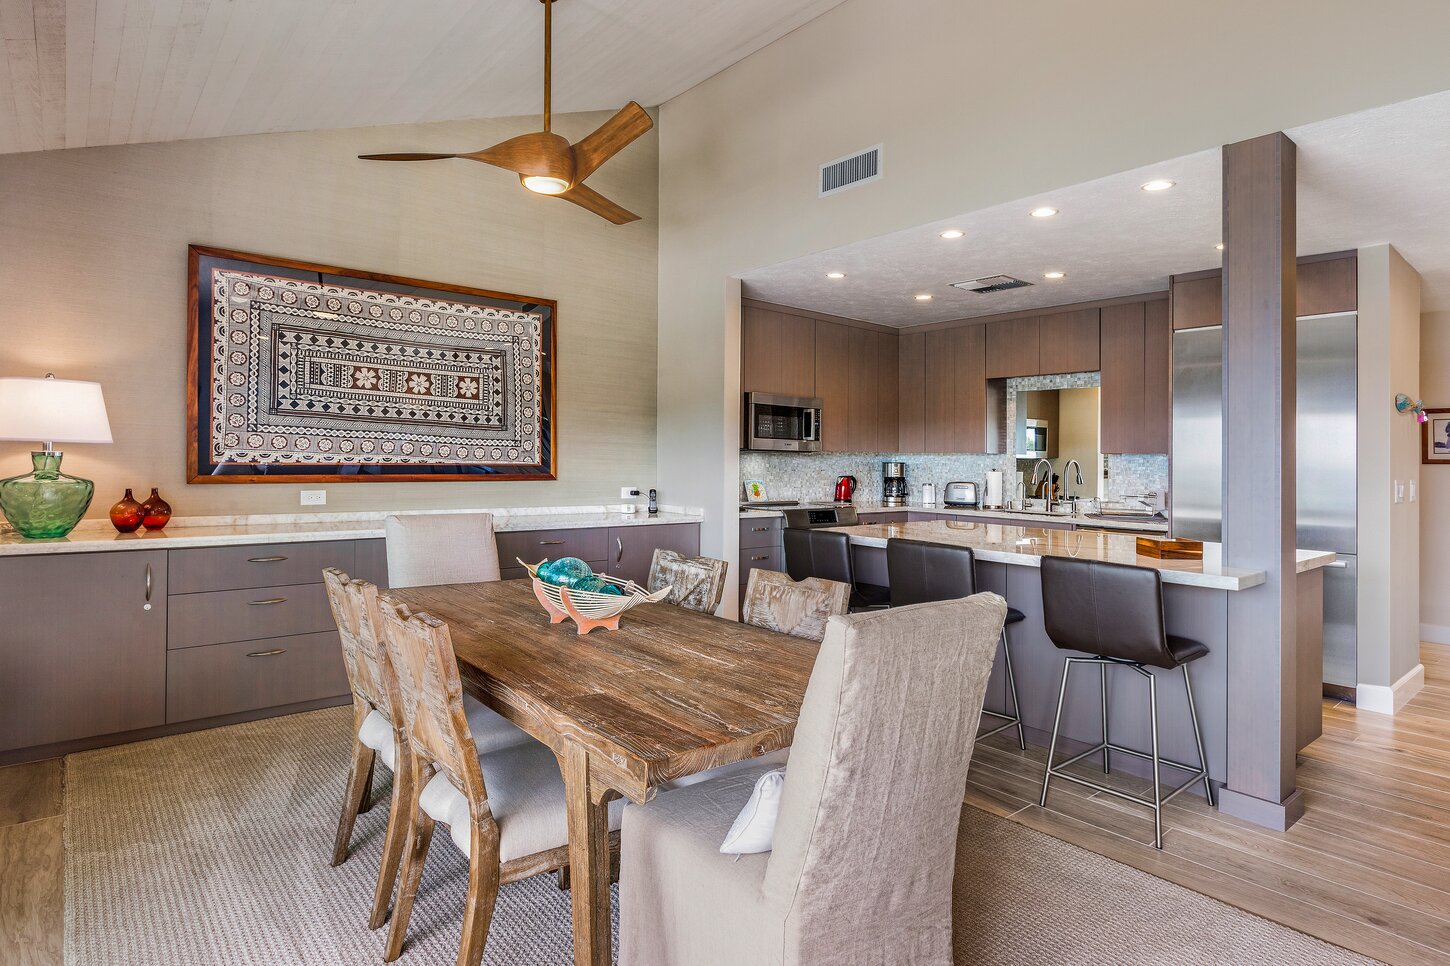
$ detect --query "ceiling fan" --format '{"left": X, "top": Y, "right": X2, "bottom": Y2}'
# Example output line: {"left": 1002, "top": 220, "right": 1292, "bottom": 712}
{"left": 358, "top": 0, "right": 652, "bottom": 225}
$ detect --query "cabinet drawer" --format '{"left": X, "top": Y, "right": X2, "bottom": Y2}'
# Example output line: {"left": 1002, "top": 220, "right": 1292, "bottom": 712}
{"left": 166, "top": 631, "right": 348, "bottom": 723}
{"left": 495, "top": 527, "right": 608, "bottom": 570}
{"left": 168, "top": 582, "right": 334, "bottom": 649}
{"left": 500, "top": 559, "right": 607, "bottom": 582}
{"left": 740, "top": 516, "right": 783, "bottom": 549}
{"left": 859, "top": 510, "right": 909, "bottom": 524}
{"left": 739, "top": 546, "right": 785, "bottom": 588}
{"left": 168, "top": 541, "right": 356, "bottom": 594}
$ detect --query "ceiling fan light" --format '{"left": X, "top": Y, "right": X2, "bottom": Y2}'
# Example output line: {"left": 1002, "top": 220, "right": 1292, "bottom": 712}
{"left": 523, "top": 175, "right": 570, "bottom": 195}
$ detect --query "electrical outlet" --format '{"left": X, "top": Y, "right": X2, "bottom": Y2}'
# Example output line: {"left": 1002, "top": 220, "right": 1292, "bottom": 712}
{"left": 300, "top": 490, "right": 327, "bottom": 506}
{"left": 620, "top": 486, "right": 641, "bottom": 499}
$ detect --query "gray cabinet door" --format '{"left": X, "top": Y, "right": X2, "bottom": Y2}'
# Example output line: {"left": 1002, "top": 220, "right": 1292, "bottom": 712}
{"left": 606, "top": 524, "right": 702, "bottom": 586}
{"left": 0, "top": 550, "right": 167, "bottom": 752}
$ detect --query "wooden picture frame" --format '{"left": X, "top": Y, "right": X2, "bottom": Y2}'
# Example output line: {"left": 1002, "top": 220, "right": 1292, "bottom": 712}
{"left": 1423, "top": 408, "right": 1450, "bottom": 465}
{"left": 187, "top": 246, "right": 557, "bottom": 483}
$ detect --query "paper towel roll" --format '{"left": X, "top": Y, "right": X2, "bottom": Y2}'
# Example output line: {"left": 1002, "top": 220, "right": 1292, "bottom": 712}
{"left": 985, "top": 469, "right": 1004, "bottom": 507}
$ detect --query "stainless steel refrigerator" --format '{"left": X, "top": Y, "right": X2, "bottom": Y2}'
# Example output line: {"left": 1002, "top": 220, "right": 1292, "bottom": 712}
{"left": 1170, "top": 312, "right": 1358, "bottom": 688}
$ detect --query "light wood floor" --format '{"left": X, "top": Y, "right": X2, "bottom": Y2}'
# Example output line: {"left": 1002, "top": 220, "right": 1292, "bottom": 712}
{"left": 3, "top": 644, "right": 1447, "bottom": 965}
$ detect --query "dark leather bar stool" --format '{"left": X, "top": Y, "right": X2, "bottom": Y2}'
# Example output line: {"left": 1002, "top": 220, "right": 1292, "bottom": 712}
{"left": 1037, "top": 556, "right": 1214, "bottom": 849}
{"left": 783, "top": 528, "right": 891, "bottom": 611}
{"left": 886, "top": 538, "right": 1025, "bottom": 748}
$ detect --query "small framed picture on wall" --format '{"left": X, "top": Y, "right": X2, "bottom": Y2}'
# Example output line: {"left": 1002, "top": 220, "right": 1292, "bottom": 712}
{"left": 1423, "top": 408, "right": 1450, "bottom": 464}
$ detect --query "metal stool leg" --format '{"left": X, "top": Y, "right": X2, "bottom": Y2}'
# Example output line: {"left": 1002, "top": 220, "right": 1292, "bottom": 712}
{"left": 1100, "top": 661, "right": 1110, "bottom": 774}
{"left": 1001, "top": 628, "right": 1026, "bottom": 750}
{"left": 1039, "top": 658, "right": 1074, "bottom": 808}
{"left": 1148, "top": 669, "right": 1163, "bottom": 849}
{"left": 1183, "top": 664, "right": 1215, "bottom": 805}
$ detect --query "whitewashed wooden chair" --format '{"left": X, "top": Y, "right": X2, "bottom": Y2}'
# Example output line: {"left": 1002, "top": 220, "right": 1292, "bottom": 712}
{"left": 323, "top": 569, "right": 532, "bottom": 932}
{"left": 384, "top": 512, "right": 502, "bottom": 588}
{"left": 740, "top": 569, "right": 851, "bottom": 642}
{"left": 374, "top": 598, "right": 624, "bottom": 965}
{"left": 647, "top": 549, "right": 729, "bottom": 614}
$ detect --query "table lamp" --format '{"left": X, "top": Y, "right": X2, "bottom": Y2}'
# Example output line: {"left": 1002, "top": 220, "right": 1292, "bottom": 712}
{"left": 0, "top": 374, "right": 113, "bottom": 538}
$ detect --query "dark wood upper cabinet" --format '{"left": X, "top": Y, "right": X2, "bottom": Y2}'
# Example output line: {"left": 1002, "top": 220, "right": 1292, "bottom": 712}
{"left": 847, "top": 327, "right": 881, "bottom": 452}
{"left": 742, "top": 304, "right": 814, "bottom": 397}
{"left": 1172, "top": 253, "right": 1356, "bottom": 330}
{"left": 813, "top": 319, "right": 850, "bottom": 452}
{"left": 924, "top": 329, "right": 956, "bottom": 452}
{"left": 877, "top": 332, "right": 900, "bottom": 453}
{"left": 1141, "top": 299, "right": 1171, "bottom": 453}
{"left": 1171, "top": 273, "right": 1222, "bottom": 330}
{"left": 985, "top": 316, "right": 1040, "bottom": 378}
{"left": 1037, "top": 308, "right": 1100, "bottom": 374}
{"left": 951, "top": 325, "right": 988, "bottom": 453}
{"left": 1099, "top": 301, "right": 1147, "bottom": 454}
{"left": 897, "top": 331, "right": 926, "bottom": 452}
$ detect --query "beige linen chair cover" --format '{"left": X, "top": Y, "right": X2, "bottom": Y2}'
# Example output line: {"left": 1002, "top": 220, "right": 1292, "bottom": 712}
{"left": 384, "top": 512, "right": 501, "bottom": 588}
{"left": 619, "top": 592, "right": 1008, "bottom": 966}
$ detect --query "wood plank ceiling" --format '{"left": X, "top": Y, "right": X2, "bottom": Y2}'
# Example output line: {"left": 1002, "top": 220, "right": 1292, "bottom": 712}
{"left": 0, "top": 0, "right": 847, "bottom": 155}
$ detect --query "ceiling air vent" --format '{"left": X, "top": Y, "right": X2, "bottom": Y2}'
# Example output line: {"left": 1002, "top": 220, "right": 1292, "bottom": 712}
{"left": 819, "top": 144, "right": 882, "bottom": 196}
{"left": 951, "top": 275, "right": 1033, "bottom": 294}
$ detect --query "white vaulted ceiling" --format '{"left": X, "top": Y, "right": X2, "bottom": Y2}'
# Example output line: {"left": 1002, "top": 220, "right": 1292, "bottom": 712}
{"left": 0, "top": 0, "right": 847, "bottom": 155}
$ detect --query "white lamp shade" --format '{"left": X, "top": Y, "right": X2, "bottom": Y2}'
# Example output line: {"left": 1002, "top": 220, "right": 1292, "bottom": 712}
{"left": 0, "top": 376, "right": 113, "bottom": 444}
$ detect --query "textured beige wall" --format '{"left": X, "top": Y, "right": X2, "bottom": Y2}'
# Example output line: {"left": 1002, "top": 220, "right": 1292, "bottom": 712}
{"left": 1357, "top": 245, "right": 1422, "bottom": 688}
{"left": 0, "top": 109, "right": 658, "bottom": 519}
{"left": 1420, "top": 310, "right": 1450, "bottom": 642}
{"left": 656, "top": 0, "right": 1450, "bottom": 612}
{"left": 1057, "top": 389, "right": 1102, "bottom": 501}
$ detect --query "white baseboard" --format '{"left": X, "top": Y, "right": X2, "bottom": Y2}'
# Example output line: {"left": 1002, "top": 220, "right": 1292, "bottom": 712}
{"left": 1357, "top": 664, "right": 1426, "bottom": 715}
{"left": 1421, "top": 623, "right": 1450, "bottom": 645}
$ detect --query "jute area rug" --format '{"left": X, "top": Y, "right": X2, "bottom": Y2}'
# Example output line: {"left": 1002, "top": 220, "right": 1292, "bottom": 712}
{"left": 63, "top": 707, "right": 1374, "bottom": 965}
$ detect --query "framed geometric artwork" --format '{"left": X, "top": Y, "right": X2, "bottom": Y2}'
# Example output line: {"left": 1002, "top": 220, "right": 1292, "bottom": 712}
{"left": 186, "top": 246, "right": 556, "bottom": 483}
{"left": 1423, "top": 408, "right": 1450, "bottom": 465}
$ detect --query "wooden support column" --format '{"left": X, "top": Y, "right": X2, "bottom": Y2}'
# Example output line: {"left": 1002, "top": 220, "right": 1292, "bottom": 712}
{"left": 1219, "top": 131, "right": 1302, "bottom": 830}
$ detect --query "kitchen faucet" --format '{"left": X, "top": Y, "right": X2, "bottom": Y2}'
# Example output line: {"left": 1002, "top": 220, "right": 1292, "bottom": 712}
{"left": 1063, "top": 459, "right": 1085, "bottom": 503}
{"left": 1030, "top": 459, "right": 1053, "bottom": 504}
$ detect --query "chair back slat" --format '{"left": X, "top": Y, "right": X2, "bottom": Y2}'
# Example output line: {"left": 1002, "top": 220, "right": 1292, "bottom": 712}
{"left": 742, "top": 570, "right": 850, "bottom": 642}
{"left": 323, "top": 568, "right": 398, "bottom": 718}
{"left": 647, "top": 549, "right": 729, "bottom": 614}
{"left": 375, "top": 595, "right": 488, "bottom": 806}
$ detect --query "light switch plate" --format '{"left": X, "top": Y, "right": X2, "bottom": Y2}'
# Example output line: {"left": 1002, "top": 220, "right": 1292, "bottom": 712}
{"left": 1394, "top": 480, "right": 1405, "bottom": 504}
{"left": 1410, "top": 479, "right": 1418, "bottom": 502}
{"left": 300, "top": 490, "right": 327, "bottom": 506}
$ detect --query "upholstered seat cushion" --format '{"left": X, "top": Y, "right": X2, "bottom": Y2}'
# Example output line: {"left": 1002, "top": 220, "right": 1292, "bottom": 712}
{"left": 355, "top": 695, "right": 529, "bottom": 775}
{"left": 419, "top": 740, "right": 625, "bottom": 863}
{"left": 358, "top": 709, "right": 397, "bottom": 771}
{"left": 1166, "top": 634, "right": 1210, "bottom": 666}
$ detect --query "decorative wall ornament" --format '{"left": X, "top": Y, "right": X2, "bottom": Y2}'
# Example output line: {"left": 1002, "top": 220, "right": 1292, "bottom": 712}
{"left": 187, "top": 247, "right": 556, "bottom": 483}
{"left": 1421, "top": 407, "right": 1450, "bottom": 464}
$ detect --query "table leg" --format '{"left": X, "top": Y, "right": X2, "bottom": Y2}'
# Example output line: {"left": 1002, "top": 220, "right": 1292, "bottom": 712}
{"left": 562, "top": 740, "right": 617, "bottom": 966}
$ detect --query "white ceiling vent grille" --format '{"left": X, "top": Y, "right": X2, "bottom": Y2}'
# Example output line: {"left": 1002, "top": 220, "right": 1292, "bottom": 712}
{"left": 951, "top": 275, "right": 1034, "bottom": 294}
{"left": 819, "top": 144, "right": 882, "bottom": 196}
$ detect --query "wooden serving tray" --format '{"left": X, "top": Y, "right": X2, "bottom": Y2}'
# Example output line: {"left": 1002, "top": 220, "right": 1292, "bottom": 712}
{"left": 1135, "top": 536, "right": 1204, "bottom": 560}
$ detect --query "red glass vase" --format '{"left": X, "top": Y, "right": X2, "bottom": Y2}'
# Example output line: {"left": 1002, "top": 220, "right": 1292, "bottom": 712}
{"left": 109, "top": 488, "right": 145, "bottom": 533}
{"left": 140, "top": 488, "right": 172, "bottom": 530}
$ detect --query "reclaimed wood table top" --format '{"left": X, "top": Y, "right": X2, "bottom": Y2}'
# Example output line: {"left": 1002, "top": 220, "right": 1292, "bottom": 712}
{"left": 386, "top": 577, "right": 818, "bottom": 804}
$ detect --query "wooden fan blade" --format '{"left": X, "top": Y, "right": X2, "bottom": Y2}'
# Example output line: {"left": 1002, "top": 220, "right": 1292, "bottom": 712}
{"left": 357, "top": 153, "right": 461, "bottom": 161}
{"left": 463, "top": 131, "right": 574, "bottom": 180}
{"left": 571, "top": 102, "right": 653, "bottom": 183}
{"left": 552, "top": 182, "right": 640, "bottom": 225}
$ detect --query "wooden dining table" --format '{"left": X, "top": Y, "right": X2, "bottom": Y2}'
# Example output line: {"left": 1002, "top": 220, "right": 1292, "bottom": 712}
{"left": 386, "top": 578, "right": 819, "bottom": 966}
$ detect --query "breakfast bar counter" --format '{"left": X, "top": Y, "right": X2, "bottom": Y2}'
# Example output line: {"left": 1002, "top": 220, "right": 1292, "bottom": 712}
{"left": 827, "top": 520, "right": 1333, "bottom": 791}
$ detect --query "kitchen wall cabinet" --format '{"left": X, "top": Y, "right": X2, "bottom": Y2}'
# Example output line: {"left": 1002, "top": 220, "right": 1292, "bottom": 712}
{"left": 813, "top": 320, "right": 850, "bottom": 451}
{"left": 923, "top": 329, "right": 956, "bottom": 452}
{"left": 741, "top": 304, "right": 815, "bottom": 397}
{"left": 897, "top": 331, "right": 926, "bottom": 452}
{"left": 847, "top": 327, "right": 881, "bottom": 452}
{"left": 1038, "top": 308, "right": 1100, "bottom": 374}
{"left": 898, "top": 326, "right": 992, "bottom": 454}
{"left": 1171, "top": 253, "right": 1357, "bottom": 329}
{"left": 876, "top": 332, "right": 900, "bottom": 452}
{"left": 0, "top": 551, "right": 168, "bottom": 754}
{"left": 1100, "top": 299, "right": 1170, "bottom": 454}
{"left": 986, "top": 316, "right": 1040, "bottom": 378}
{"left": 950, "top": 325, "right": 990, "bottom": 452}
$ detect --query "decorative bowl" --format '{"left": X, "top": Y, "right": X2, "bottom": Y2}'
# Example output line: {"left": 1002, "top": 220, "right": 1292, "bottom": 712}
{"left": 519, "top": 558, "right": 669, "bottom": 635}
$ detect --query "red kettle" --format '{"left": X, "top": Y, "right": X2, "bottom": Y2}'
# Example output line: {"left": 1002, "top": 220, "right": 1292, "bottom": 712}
{"left": 834, "top": 475, "right": 857, "bottom": 502}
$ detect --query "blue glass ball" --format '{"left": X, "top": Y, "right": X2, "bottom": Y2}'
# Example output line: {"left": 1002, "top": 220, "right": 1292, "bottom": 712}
{"left": 545, "top": 557, "right": 593, "bottom": 588}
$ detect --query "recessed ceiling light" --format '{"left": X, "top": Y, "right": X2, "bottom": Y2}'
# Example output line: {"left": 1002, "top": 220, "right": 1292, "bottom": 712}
{"left": 1029, "top": 206, "right": 1059, "bottom": 218}
{"left": 1043, "top": 271, "right": 1066, "bottom": 280}
{"left": 1140, "top": 179, "right": 1176, "bottom": 192}
{"left": 914, "top": 294, "right": 933, "bottom": 301}
{"left": 825, "top": 272, "right": 846, "bottom": 279}
{"left": 939, "top": 229, "right": 965, "bottom": 240}
{"left": 1215, "top": 243, "right": 1225, "bottom": 251}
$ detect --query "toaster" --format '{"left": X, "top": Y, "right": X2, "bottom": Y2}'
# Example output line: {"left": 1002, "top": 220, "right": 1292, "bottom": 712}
{"left": 943, "top": 481, "right": 979, "bottom": 507}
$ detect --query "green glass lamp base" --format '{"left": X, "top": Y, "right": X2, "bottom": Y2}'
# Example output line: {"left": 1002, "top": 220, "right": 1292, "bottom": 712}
{"left": 0, "top": 452, "right": 95, "bottom": 538}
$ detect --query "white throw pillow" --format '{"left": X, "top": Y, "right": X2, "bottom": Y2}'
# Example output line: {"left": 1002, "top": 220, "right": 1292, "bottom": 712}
{"left": 720, "top": 768, "right": 786, "bottom": 855}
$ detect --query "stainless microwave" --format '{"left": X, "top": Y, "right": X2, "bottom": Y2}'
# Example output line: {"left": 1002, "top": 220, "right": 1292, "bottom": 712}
{"left": 1019, "top": 418, "right": 1050, "bottom": 459}
{"left": 743, "top": 392, "right": 823, "bottom": 451}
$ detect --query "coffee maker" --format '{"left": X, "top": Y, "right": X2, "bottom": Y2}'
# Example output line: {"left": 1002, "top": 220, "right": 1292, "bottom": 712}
{"left": 882, "top": 461, "right": 908, "bottom": 507}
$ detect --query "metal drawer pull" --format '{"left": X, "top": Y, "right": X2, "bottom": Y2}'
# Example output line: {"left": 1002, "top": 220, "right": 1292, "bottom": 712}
{"left": 538, "top": 539, "right": 566, "bottom": 545}
{"left": 616, "top": 537, "right": 624, "bottom": 563}
{"left": 751, "top": 526, "right": 769, "bottom": 532}
{"left": 144, "top": 563, "right": 153, "bottom": 611}
{"left": 1323, "top": 560, "right": 1348, "bottom": 569}
{"left": 750, "top": 554, "right": 770, "bottom": 561}
{"left": 249, "top": 597, "right": 288, "bottom": 606}
{"left": 246, "top": 648, "right": 287, "bottom": 658}
{"left": 248, "top": 555, "right": 288, "bottom": 563}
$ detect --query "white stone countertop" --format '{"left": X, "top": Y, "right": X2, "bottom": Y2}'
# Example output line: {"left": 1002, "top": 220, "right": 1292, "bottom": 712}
{"left": 0, "top": 505, "right": 705, "bottom": 557}
{"left": 827, "top": 520, "right": 1335, "bottom": 591}
{"left": 740, "top": 500, "right": 1169, "bottom": 533}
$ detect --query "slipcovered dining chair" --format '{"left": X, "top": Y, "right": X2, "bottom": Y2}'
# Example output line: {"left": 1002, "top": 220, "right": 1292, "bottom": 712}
{"left": 323, "top": 569, "right": 534, "bottom": 932}
{"left": 740, "top": 569, "right": 851, "bottom": 642}
{"left": 620, "top": 593, "right": 1007, "bottom": 966}
{"left": 647, "top": 548, "right": 729, "bottom": 613}
{"left": 384, "top": 512, "right": 501, "bottom": 588}
{"left": 374, "top": 598, "right": 625, "bottom": 965}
